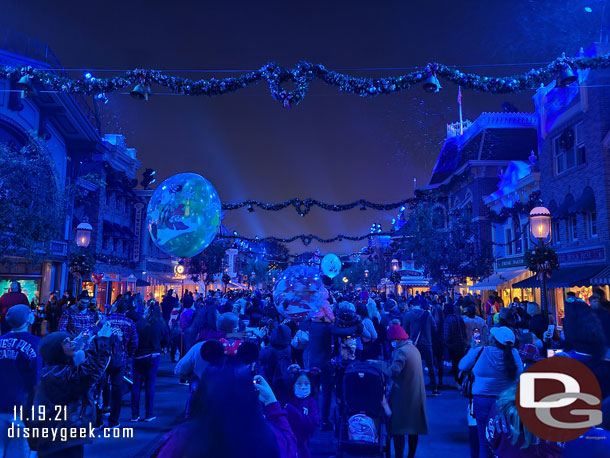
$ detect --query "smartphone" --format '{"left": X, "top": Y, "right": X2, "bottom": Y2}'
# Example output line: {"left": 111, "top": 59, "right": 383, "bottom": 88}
{"left": 547, "top": 348, "right": 563, "bottom": 358}
{"left": 547, "top": 324, "right": 555, "bottom": 335}
{"left": 473, "top": 328, "right": 481, "bottom": 345}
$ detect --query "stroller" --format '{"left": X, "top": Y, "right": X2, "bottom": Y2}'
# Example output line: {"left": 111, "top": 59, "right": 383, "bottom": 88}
{"left": 336, "top": 361, "right": 387, "bottom": 458}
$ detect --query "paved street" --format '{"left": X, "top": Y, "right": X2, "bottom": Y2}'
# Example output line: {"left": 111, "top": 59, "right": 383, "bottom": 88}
{"left": 87, "top": 355, "right": 469, "bottom": 457}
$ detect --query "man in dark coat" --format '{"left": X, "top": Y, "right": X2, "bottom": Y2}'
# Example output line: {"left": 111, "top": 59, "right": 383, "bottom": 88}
{"left": 161, "top": 290, "right": 178, "bottom": 325}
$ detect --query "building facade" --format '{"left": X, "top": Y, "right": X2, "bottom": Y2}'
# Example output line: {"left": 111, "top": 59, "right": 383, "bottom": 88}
{"left": 509, "top": 42, "right": 610, "bottom": 323}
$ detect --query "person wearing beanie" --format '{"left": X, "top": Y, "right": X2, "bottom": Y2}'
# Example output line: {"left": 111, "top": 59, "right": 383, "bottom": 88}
{"left": 0, "top": 304, "right": 40, "bottom": 458}
{"left": 30, "top": 323, "right": 112, "bottom": 457}
{"left": 385, "top": 323, "right": 428, "bottom": 458}
{"left": 57, "top": 290, "right": 97, "bottom": 337}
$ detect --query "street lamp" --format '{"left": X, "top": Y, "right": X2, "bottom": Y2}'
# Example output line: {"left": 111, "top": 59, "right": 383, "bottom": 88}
{"left": 75, "top": 220, "right": 93, "bottom": 248}
{"left": 391, "top": 259, "right": 399, "bottom": 272}
{"left": 342, "top": 276, "right": 349, "bottom": 292}
{"left": 529, "top": 205, "right": 552, "bottom": 314}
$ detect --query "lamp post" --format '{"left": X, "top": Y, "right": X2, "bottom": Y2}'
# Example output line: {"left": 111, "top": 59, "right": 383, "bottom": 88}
{"left": 75, "top": 220, "right": 92, "bottom": 248}
{"left": 529, "top": 205, "right": 552, "bottom": 315}
{"left": 342, "top": 276, "right": 349, "bottom": 292}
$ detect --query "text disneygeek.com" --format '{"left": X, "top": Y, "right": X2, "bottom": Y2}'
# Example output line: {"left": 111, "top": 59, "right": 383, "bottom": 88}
{"left": 7, "top": 423, "right": 134, "bottom": 440}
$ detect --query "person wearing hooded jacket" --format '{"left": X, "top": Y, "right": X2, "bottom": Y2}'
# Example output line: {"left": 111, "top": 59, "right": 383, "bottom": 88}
{"left": 29, "top": 323, "right": 112, "bottom": 458}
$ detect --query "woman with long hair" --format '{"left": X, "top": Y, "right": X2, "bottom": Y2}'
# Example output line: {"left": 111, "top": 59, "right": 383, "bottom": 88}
{"left": 459, "top": 327, "right": 523, "bottom": 458}
{"left": 155, "top": 362, "right": 296, "bottom": 458}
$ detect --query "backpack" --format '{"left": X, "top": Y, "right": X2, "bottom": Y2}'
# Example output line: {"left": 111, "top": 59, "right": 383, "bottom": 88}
{"left": 458, "top": 347, "right": 484, "bottom": 399}
{"left": 348, "top": 414, "right": 378, "bottom": 442}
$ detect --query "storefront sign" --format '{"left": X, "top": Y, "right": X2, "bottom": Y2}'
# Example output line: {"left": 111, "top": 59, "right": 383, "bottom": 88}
{"left": 103, "top": 273, "right": 120, "bottom": 282}
{"left": 497, "top": 256, "right": 525, "bottom": 269}
{"left": 558, "top": 247, "right": 606, "bottom": 265}
{"left": 133, "top": 203, "right": 144, "bottom": 262}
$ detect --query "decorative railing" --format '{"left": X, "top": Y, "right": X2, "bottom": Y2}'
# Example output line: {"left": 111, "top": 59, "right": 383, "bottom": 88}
{"left": 448, "top": 112, "right": 538, "bottom": 148}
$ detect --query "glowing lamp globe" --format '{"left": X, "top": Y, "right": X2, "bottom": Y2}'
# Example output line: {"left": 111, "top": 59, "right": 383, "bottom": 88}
{"left": 75, "top": 221, "right": 93, "bottom": 248}
{"left": 147, "top": 173, "right": 221, "bottom": 258}
{"left": 529, "top": 206, "right": 551, "bottom": 240}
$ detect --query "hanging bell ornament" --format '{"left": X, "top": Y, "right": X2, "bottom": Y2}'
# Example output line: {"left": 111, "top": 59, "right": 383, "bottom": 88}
{"left": 17, "top": 75, "right": 33, "bottom": 98}
{"left": 556, "top": 64, "right": 577, "bottom": 88}
{"left": 422, "top": 73, "right": 442, "bottom": 93}
{"left": 130, "top": 83, "right": 152, "bottom": 101}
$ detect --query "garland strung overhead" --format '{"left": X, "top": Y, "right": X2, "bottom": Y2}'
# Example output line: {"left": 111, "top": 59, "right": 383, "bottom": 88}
{"left": 218, "top": 231, "right": 405, "bottom": 246}
{"left": 5, "top": 52, "right": 606, "bottom": 107}
{"left": 222, "top": 197, "right": 415, "bottom": 216}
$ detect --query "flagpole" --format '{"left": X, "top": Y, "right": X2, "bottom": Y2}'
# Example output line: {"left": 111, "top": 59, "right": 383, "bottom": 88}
{"left": 458, "top": 86, "right": 464, "bottom": 135}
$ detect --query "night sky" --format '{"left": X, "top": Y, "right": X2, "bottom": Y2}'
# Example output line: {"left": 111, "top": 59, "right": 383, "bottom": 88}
{"left": 1, "top": 0, "right": 601, "bottom": 254}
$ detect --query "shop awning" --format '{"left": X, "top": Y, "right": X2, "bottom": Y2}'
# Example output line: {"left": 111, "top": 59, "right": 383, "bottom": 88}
{"left": 122, "top": 226, "right": 136, "bottom": 238}
{"left": 554, "top": 194, "right": 575, "bottom": 219}
{"left": 512, "top": 264, "right": 607, "bottom": 289}
{"left": 572, "top": 187, "right": 596, "bottom": 214}
{"left": 590, "top": 265, "right": 610, "bottom": 285}
{"left": 113, "top": 223, "right": 128, "bottom": 238}
{"left": 471, "top": 269, "right": 528, "bottom": 290}
{"left": 103, "top": 220, "right": 121, "bottom": 237}
{"left": 399, "top": 278, "right": 429, "bottom": 287}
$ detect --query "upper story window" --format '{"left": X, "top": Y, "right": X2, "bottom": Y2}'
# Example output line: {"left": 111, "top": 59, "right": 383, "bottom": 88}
{"left": 568, "top": 215, "right": 578, "bottom": 242}
{"left": 505, "top": 228, "right": 513, "bottom": 256}
{"left": 552, "top": 220, "right": 561, "bottom": 245}
{"left": 586, "top": 212, "right": 598, "bottom": 238}
{"left": 554, "top": 122, "right": 585, "bottom": 175}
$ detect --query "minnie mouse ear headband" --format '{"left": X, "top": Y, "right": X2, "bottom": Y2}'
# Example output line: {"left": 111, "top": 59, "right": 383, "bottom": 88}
{"left": 287, "top": 364, "right": 321, "bottom": 377}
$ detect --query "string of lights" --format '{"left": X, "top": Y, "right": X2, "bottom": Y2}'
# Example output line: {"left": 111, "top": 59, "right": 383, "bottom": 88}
{"left": 4, "top": 51, "right": 603, "bottom": 107}
{"left": 218, "top": 231, "right": 406, "bottom": 245}
{"left": 221, "top": 197, "right": 414, "bottom": 216}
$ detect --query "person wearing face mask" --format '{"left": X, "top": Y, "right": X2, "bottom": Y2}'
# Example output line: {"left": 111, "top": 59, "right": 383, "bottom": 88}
{"left": 29, "top": 322, "right": 112, "bottom": 458}
{"left": 283, "top": 367, "right": 320, "bottom": 458}
{"left": 58, "top": 291, "right": 98, "bottom": 337}
{"left": 385, "top": 323, "right": 428, "bottom": 458}
{"left": 0, "top": 304, "right": 41, "bottom": 458}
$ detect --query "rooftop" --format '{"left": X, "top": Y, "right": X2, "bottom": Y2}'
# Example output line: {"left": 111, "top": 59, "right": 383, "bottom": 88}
{"left": 428, "top": 112, "right": 538, "bottom": 186}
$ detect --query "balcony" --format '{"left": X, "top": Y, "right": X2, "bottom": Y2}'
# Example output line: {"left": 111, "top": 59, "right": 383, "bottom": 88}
{"left": 448, "top": 112, "right": 538, "bottom": 149}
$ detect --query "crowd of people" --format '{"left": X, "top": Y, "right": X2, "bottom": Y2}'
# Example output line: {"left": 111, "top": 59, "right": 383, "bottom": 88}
{"left": 0, "top": 279, "right": 609, "bottom": 458}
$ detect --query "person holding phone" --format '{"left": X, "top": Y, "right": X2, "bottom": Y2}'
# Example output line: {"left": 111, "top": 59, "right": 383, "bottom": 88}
{"left": 155, "top": 365, "right": 297, "bottom": 458}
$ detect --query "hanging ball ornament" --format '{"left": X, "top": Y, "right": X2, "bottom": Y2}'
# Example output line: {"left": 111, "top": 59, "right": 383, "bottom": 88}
{"left": 321, "top": 253, "right": 342, "bottom": 278}
{"left": 273, "top": 264, "right": 325, "bottom": 322}
{"left": 147, "top": 173, "right": 221, "bottom": 258}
